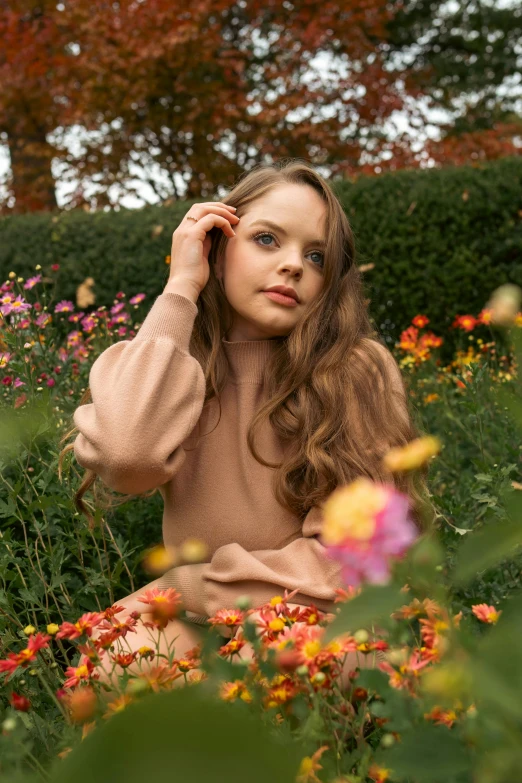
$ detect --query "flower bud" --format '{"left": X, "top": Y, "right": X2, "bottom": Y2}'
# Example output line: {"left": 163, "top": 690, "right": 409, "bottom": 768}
{"left": 353, "top": 629, "right": 369, "bottom": 644}
{"left": 47, "top": 623, "right": 60, "bottom": 635}
{"left": 2, "top": 717, "right": 17, "bottom": 732}
{"left": 381, "top": 733, "right": 396, "bottom": 748}
{"left": 126, "top": 678, "right": 150, "bottom": 696}
{"left": 296, "top": 664, "right": 309, "bottom": 677}
{"left": 311, "top": 671, "right": 326, "bottom": 684}
{"left": 23, "top": 625, "right": 36, "bottom": 636}
{"left": 235, "top": 595, "right": 252, "bottom": 611}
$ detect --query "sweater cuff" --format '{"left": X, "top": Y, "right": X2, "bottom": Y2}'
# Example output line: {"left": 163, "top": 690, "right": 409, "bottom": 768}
{"left": 157, "top": 563, "right": 208, "bottom": 616}
{"left": 134, "top": 293, "right": 199, "bottom": 351}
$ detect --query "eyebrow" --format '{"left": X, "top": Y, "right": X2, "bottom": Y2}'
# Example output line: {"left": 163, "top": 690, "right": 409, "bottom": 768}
{"left": 247, "top": 219, "right": 327, "bottom": 249}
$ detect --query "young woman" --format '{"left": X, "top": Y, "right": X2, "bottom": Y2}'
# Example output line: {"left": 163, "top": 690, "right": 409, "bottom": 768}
{"left": 60, "top": 159, "right": 432, "bottom": 689}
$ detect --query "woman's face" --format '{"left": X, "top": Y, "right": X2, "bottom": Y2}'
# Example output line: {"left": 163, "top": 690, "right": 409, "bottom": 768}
{"left": 215, "top": 183, "right": 327, "bottom": 341}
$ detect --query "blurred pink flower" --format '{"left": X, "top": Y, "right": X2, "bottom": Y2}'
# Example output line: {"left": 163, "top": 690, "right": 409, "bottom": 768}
{"left": 321, "top": 477, "right": 418, "bottom": 588}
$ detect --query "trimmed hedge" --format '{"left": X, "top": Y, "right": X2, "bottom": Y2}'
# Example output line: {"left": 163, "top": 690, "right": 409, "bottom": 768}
{"left": 1, "top": 155, "right": 521, "bottom": 357}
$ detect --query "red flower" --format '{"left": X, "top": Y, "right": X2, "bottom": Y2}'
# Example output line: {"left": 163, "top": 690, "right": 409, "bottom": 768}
{"left": 453, "top": 315, "right": 477, "bottom": 332}
{"left": 56, "top": 612, "right": 106, "bottom": 640}
{"left": 412, "top": 315, "right": 430, "bottom": 328}
{"left": 63, "top": 658, "right": 100, "bottom": 689}
{"left": 0, "top": 633, "right": 51, "bottom": 682}
{"left": 10, "top": 692, "right": 31, "bottom": 712}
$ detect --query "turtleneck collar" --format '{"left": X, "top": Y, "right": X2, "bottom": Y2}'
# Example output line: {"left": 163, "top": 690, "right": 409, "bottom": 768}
{"left": 221, "top": 336, "right": 282, "bottom": 383}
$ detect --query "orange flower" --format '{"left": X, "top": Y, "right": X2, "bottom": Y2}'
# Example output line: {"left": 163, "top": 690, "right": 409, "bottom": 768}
{"left": 334, "top": 585, "right": 362, "bottom": 603}
{"left": 0, "top": 633, "right": 52, "bottom": 682}
{"left": 63, "top": 659, "right": 100, "bottom": 689}
{"left": 412, "top": 315, "right": 430, "bottom": 328}
{"left": 65, "top": 686, "right": 98, "bottom": 724}
{"left": 296, "top": 745, "right": 329, "bottom": 783}
{"left": 172, "top": 656, "right": 199, "bottom": 672}
{"left": 219, "top": 680, "right": 253, "bottom": 703}
{"left": 452, "top": 314, "right": 477, "bottom": 332}
{"left": 368, "top": 763, "right": 392, "bottom": 782}
{"left": 472, "top": 603, "right": 502, "bottom": 624}
{"left": 424, "top": 705, "right": 458, "bottom": 728}
{"left": 112, "top": 652, "right": 136, "bottom": 668}
{"left": 137, "top": 587, "right": 182, "bottom": 629}
{"left": 218, "top": 635, "right": 247, "bottom": 658}
{"left": 207, "top": 608, "right": 245, "bottom": 629}
{"left": 103, "top": 693, "right": 134, "bottom": 718}
{"left": 263, "top": 677, "right": 298, "bottom": 708}
{"left": 56, "top": 612, "right": 106, "bottom": 640}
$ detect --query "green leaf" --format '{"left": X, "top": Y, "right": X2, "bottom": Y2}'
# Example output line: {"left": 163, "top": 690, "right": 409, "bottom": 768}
{"left": 375, "top": 724, "right": 471, "bottom": 782}
{"left": 47, "top": 686, "right": 303, "bottom": 783}
{"left": 452, "top": 518, "right": 522, "bottom": 585}
{"left": 322, "top": 584, "right": 404, "bottom": 643}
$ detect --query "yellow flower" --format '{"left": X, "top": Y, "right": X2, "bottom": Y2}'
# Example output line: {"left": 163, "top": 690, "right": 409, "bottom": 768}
{"left": 23, "top": 625, "right": 36, "bottom": 636}
{"left": 47, "top": 623, "right": 60, "bottom": 635}
{"left": 421, "top": 662, "right": 472, "bottom": 700}
{"left": 322, "top": 477, "right": 388, "bottom": 544}
{"left": 141, "top": 544, "right": 179, "bottom": 575}
{"left": 180, "top": 537, "right": 208, "bottom": 563}
{"left": 383, "top": 435, "right": 441, "bottom": 473}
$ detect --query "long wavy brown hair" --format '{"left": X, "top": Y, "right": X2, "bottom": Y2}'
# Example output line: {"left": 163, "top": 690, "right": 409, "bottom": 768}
{"left": 59, "top": 158, "right": 436, "bottom": 532}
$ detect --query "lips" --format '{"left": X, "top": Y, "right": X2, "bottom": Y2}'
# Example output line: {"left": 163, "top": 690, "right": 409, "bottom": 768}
{"left": 263, "top": 287, "right": 299, "bottom": 302}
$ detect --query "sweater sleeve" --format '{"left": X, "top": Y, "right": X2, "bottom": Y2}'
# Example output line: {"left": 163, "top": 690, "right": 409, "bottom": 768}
{"left": 157, "top": 505, "right": 344, "bottom": 617}
{"left": 73, "top": 293, "right": 206, "bottom": 495}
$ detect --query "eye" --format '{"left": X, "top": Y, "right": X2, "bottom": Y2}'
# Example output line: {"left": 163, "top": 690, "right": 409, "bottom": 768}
{"left": 251, "top": 231, "right": 324, "bottom": 267}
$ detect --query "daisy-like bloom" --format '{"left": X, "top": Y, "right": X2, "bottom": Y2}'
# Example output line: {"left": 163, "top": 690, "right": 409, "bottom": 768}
{"left": 219, "top": 680, "right": 253, "bottom": 703}
{"left": 419, "top": 609, "right": 462, "bottom": 662}
{"left": 136, "top": 587, "right": 182, "bottom": 629}
{"left": 263, "top": 676, "right": 299, "bottom": 709}
{"left": 54, "top": 300, "right": 76, "bottom": 314}
{"left": 265, "top": 588, "right": 300, "bottom": 615}
{"left": 250, "top": 608, "right": 286, "bottom": 637}
{"left": 471, "top": 603, "right": 502, "bottom": 623}
{"left": 136, "top": 646, "right": 156, "bottom": 661}
{"left": 207, "top": 608, "right": 245, "bottom": 629}
{"left": 172, "top": 656, "right": 200, "bottom": 672}
{"left": 296, "top": 745, "right": 329, "bottom": 783}
{"left": 334, "top": 585, "right": 362, "bottom": 603}
{"left": 103, "top": 693, "right": 134, "bottom": 719}
{"left": 453, "top": 314, "right": 477, "bottom": 332}
{"left": 23, "top": 275, "right": 42, "bottom": 290}
{"left": 0, "top": 632, "right": 51, "bottom": 682}
{"left": 97, "top": 615, "right": 139, "bottom": 639}
{"left": 56, "top": 612, "right": 106, "bottom": 640}
{"left": 382, "top": 435, "right": 441, "bottom": 473}
{"left": 63, "top": 658, "right": 100, "bottom": 689}
{"left": 111, "top": 652, "right": 137, "bottom": 668}
{"left": 392, "top": 596, "right": 441, "bottom": 620}
{"left": 218, "top": 635, "right": 247, "bottom": 658}
{"left": 424, "top": 705, "right": 458, "bottom": 728}
{"left": 321, "top": 477, "right": 418, "bottom": 588}
{"left": 379, "top": 650, "right": 432, "bottom": 695}
{"left": 138, "top": 663, "right": 183, "bottom": 692}
{"left": 412, "top": 314, "right": 430, "bottom": 328}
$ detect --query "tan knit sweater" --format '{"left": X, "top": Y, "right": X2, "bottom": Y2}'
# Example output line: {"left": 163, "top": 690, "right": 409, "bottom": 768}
{"left": 73, "top": 292, "right": 361, "bottom": 623}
